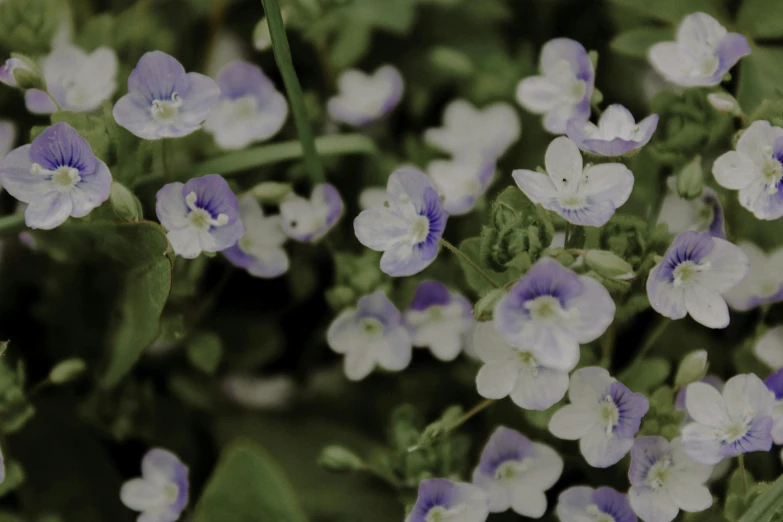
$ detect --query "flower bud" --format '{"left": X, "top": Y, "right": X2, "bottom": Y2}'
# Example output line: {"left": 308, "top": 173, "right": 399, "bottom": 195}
{"left": 585, "top": 250, "right": 634, "bottom": 281}
{"left": 0, "top": 56, "right": 40, "bottom": 89}
{"left": 318, "top": 445, "right": 364, "bottom": 473}
{"left": 676, "top": 155, "right": 703, "bottom": 200}
{"left": 707, "top": 92, "right": 741, "bottom": 116}
{"left": 249, "top": 181, "right": 293, "bottom": 204}
{"left": 674, "top": 350, "right": 708, "bottom": 388}
{"left": 109, "top": 182, "right": 143, "bottom": 222}
{"left": 49, "top": 358, "right": 86, "bottom": 384}
{"left": 252, "top": 17, "right": 272, "bottom": 51}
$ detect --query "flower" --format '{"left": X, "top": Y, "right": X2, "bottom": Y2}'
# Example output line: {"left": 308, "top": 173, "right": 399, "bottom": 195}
{"left": 474, "top": 321, "right": 569, "bottom": 410}
{"left": 471, "top": 426, "right": 563, "bottom": 518}
{"left": 203, "top": 60, "right": 288, "bottom": 150}
{"left": 327, "top": 65, "right": 404, "bottom": 127}
{"left": 0, "top": 120, "right": 15, "bottom": 158}
{"left": 113, "top": 51, "right": 221, "bottom": 140}
{"left": 646, "top": 231, "right": 748, "bottom": 328}
{"left": 279, "top": 183, "right": 344, "bottom": 243}
{"left": 404, "top": 281, "right": 473, "bottom": 361}
{"left": 764, "top": 369, "right": 783, "bottom": 445}
{"left": 723, "top": 241, "right": 783, "bottom": 311}
{"left": 406, "top": 478, "right": 489, "bottom": 522}
{"left": 713, "top": 120, "right": 783, "bottom": 220}
{"left": 516, "top": 38, "right": 594, "bottom": 134}
{"left": 0, "top": 122, "right": 112, "bottom": 229}
{"left": 358, "top": 187, "right": 387, "bottom": 209}
{"left": 549, "top": 367, "right": 649, "bottom": 467}
{"left": 556, "top": 487, "right": 637, "bottom": 522}
{"left": 648, "top": 12, "right": 750, "bottom": 87}
{"left": 120, "top": 449, "right": 188, "bottom": 522}
{"left": 0, "top": 58, "right": 31, "bottom": 88}
{"left": 657, "top": 177, "right": 725, "bottom": 238}
{"left": 222, "top": 195, "right": 288, "bottom": 278}
{"left": 354, "top": 167, "right": 448, "bottom": 277}
{"left": 682, "top": 373, "right": 774, "bottom": 464}
{"left": 493, "top": 257, "right": 615, "bottom": 371}
{"left": 423, "top": 99, "right": 521, "bottom": 159}
{"left": 512, "top": 136, "right": 634, "bottom": 227}
{"left": 326, "top": 290, "right": 412, "bottom": 381}
{"left": 427, "top": 154, "right": 495, "bottom": 215}
{"left": 221, "top": 374, "right": 295, "bottom": 410}
{"left": 155, "top": 174, "right": 243, "bottom": 259}
{"left": 675, "top": 375, "right": 724, "bottom": 426}
{"left": 566, "top": 104, "right": 658, "bottom": 156}
{"left": 24, "top": 44, "right": 117, "bottom": 114}
{"left": 755, "top": 326, "right": 783, "bottom": 370}
{"left": 628, "top": 437, "right": 713, "bottom": 522}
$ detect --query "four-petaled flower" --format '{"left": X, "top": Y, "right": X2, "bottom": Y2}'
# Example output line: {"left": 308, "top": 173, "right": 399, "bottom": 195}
{"left": 723, "top": 241, "right": 783, "bottom": 311}
{"left": 516, "top": 38, "right": 594, "bottom": 134}
{"left": 648, "top": 12, "right": 750, "bottom": 87}
{"left": 222, "top": 195, "right": 289, "bottom": 278}
{"left": 155, "top": 174, "right": 243, "bottom": 259}
{"left": 512, "top": 137, "right": 634, "bottom": 227}
{"left": 556, "top": 486, "right": 637, "bottom": 522}
{"left": 427, "top": 154, "right": 495, "bottom": 215}
{"left": 764, "top": 369, "right": 783, "bottom": 445}
{"left": 494, "top": 258, "right": 615, "bottom": 371}
{"left": 354, "top": 167, "right": 448, "bottom": 277}
{"left": 549, "top": 367, "right": 649, "bottom": 468}
{"left": 0, "top": 120, "right": 15, "bottom": 159}
{"left": 120, "top": 448, "right": 189, "bottom": 522}
{"left": 406, "top": 478, "right": 489, "bottom": 522}
{"left": 566, "top": 104, "right": 658, "bottom": 157}
{"left": 657, "top": 177, "right": 726, "bottom": 238}
{"left": 646, "top": 231, "right": 748, "bottom": 329}
{"left": 472, "top": 426, "right": 563, "bottom": 518}
{"left": 113, "top": 51, "right": 220, "bottom": 140}
{"left": 0, "top": 122, "right": 112, "bottom": 229}
{"left": 204, "top": 60, "right": 288, "bottom": 150}
{"left": 628, "top": 437, "right": 713, "bottom": 522}
{"left": 327, "top": 65, "right": 404, "bottom": 127}
{"left": 327, "top": 290, "right": 412, "bottom": 381}
{"left": 279, "top": 183, "right": 344, "bottom": 243}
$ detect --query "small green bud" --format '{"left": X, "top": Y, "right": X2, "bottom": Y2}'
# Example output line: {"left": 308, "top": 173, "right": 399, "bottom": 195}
{"left": 318, "top": 445, "right": 364, "bottom": 473}
{"left": 249, "top": 181, "right": 293, "bottom": 204}
{"left": 707, "top": 92, "right": 742, "bottom": 116}
{"left": 252, "top": 17, "right": 272, "bottom": 51}
{"left": 674, "top": 350, "right": 708, "bottom": 389}
{"left": 429, "top": 47, "right": 475, "bottom": 77}
{"left": 585, "top": 250, "right": 634, "bottom": 280}
{"left": 8, "top": 53, "right": 45, "bottom": 90}
{"left": 474, "top": 289, "right": 506, "bottom": 320}
{"left": 49, "top": 358, "right": 86, "bottom": 384}
{"left": 109, "top": 182, "right": 143, "bottom": 222}
{"left": 676, "top": 155, "right": 704, "bottom": 200}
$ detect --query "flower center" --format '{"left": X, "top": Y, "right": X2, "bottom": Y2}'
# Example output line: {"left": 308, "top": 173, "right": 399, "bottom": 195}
{"left": 425, "top": 504, "right": 465, "bottom": 522}
{"left": 238, "top": 235, "right": 255, "bottom": 253}
{"left": 762, "top": 158, "right": 783, "bottom": 195}
{"left": 517, "top": 351, "right": 539, "bottom": 375}
{"left": 408, "top": 215, "right": 430, "bottom": 245}
{"left": 600, "top": 396, "right": 619, "bottom": 437}
{"left": 232, "top": 95, "right": 259, "bottom": 120}
{"left": 698, "top": 56, "right": 719, "bottom": 76}
{"left": 672, "top": 260, "right": 711, "bottom": 288}
{"left": 359, "top": 317, "right": 384, "bottom": 337}
{"left": 720, "top": 420, "right": 751, "bottom": 443}
{"left": 494, "top": 458, "right": 532, "bottom": 480}
{"left": 586, "top": 505, "right": 616, "bottom": 522}
{"left": 645, "top": 456, "right": 672, "bottom": 490}
{"left": 185, "top": 191, "right": 229, "bottom": 230}
{"left": 559, "top": 193, "right": 587, "bottom": 210}
{"left": 568, "top": 79, "right": 587, "bottom": 102}
{"left": 164, "top": 483, "right": 180, "bottom": 505}
{"left": 151, "top": 93, "right": 183, "bottom": 122}
{"left": 524, "top": 295, "right": 576, "bottom": 322}
{"left": 31, "top": 163, "right": 81, "bottom": 190}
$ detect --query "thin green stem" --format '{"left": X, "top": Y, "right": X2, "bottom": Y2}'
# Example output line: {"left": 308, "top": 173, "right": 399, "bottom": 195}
{"left": 439, "top": 238, "right": 499, "bottom": 289}
{"left": 261, "top": 0, "right": 325, "bottom": 183}
{"left": 738, "top": 455, "right": 748, "bottom": 497}
{"left": 449, "top": 399, "right": 494, "bottom": 431}
{"left": 564, "top": 222, "right": 572, "bottom": 247}
{"left": 45, "top": 91, "right": 62, "bottom": 112}
{"left": 160, "top": 139, "right": 172, "bottom": 181}
{"left": 0, "top": 214, "right": 26, "bottom": 236}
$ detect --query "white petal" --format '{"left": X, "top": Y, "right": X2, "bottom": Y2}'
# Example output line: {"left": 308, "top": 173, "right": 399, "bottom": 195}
{"left": 515, "top": 76, "right": 562, "bottom": 113}
{"left": 736, "top": 120, "right": 783, "bottom": 165}
{"left": 549, "top": 405, "right": 596, "bottom": 440}
{"left": 509, "top": 486, "right": 547, "bottom": 518}
{"left": 344, "top": 346, "right": 376, "bottom": 381}
{"left": 722, "top": 373, "right": 774, "bottom": 419}
{"left": 326, "top": 309, "right": 360, "bottom": 354}
{"left": 647, "top": 264, "right": 687, "bottom": 320}
{"left": 120, "top": 478, "right": 166, "bottom": 512}
{"left": 670, "top": 437, "right": 714, "bottom": 484}
{"left": 476, "top": 361, "right": 518, "bottom": 399}
{"left": 666, "top": 479, "right": 712, "bottom": 513}
{"left": 648, "top": 42, "right": 693, "bottom": 86}
{"left": 695, "top": 237, "right": 749, "bottom": 292}
{"left": 353, "top": 208, "right": 409, "bottom": 251}
{"left": 518, "top": 442, "right": 564, "bottom": 490}
{"left": 681, "top": 423, "right": 725, "bottom": 465}
{"left": 473, "top": 322, "right": 516, "bottom": 363}
{"left": 629, "top": 486, "right": 679, "bottom": 522}
{"left": 754, "top": 326, "right": 783, "bottom": 370}
{"left": 509, "top": 366, "right": 568, "bottom": 411}
{"left": 451, "top": 483, "right": 490, "bottom": 522}
{"left": 528, "top": 324, "right": 580, "bottom": 372}
{"left": 568, "top": 367, "right": 612, "bottom": 406}
{"left": 564, "top": 276, "right": 616, "bottom": 344}
{"left": 166, "top": 228, "right": 203, "bottom": 259}
{"left": 677, "top": 13, "right": 727, "bottom": 55}
{"left": 578, "top": 163, "right": 634, "bottom": 209}
{"left": 738, "top": 177, "right": 783, "bottom": 220}
{"left": 685, "top": 381, "right": 730, "bottom": 427}
{"left": 25, "top": 191, "right": 72, "bottom": 230}
{"left": 545, "top": 137, "right": 583, "bottom": 187}
{"left": 579, "top": 425, "right": 633, "bottom": 468}
{"left": 375, "top": 326, "right": 412, "bottom": 372}
{"left": 684, "top": 286, "right": 730, "bottom": 329}
{"left": 471, "top": 471, "right": 511, "bottom": 513}
{"left": 425, "top": 331, "right": 463, "bottom": 362}
{"left": 512, "top": 169, "right": 558, "bottom": 205}
{"left": 597, "top": 104, "right": 636, "bottom": 137}
{"left": 712, "top": 151, "right": 757, "bottom": 190}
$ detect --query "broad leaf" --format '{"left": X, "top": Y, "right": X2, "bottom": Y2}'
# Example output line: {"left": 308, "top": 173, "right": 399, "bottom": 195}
{"left": 737, "top": 0, "right": 783, "bottom": 38}
{"left": 737, "top": 45, "right": 783, "bottom": 116}
{"left": 611, "top": 27, "right": 673, "bottom": 59}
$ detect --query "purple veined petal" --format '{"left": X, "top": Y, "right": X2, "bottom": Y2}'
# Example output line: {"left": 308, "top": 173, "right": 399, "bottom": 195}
{"left": 379, "top": 239, "right": 436, "bottom": 277}
{"left": 712, "top": 32, "right": 751, "bottom": 79}
{"left": 25, "top": 89, "right": 58, "bottom": 115}
{"left": 178, "top": 72, "right": 221, "bottom": 126}
{"left": 610, "top": 381, "right": 650, "bottom": 438}
{"left": 69, "top": 159, "right": 112, "bottom": 217}
{"left": 737, "top": 120, "right": 783, "bottom": 166}
{"left": 718, "top": 415, "right": 774, "bottom": 458}
{"left": 654, "top": 230, "right": 715, "bottom": 282}
{"left": 29, "top": 122, "right": 98, "bottom": 173}
{"left": 703, "top": 188, "right": 727, "bottom": 239}
{"left": 476, "top": 426, "right": 534, "bottom": 476}
{"left": 628, "top": 436, "right": 671, "bottom": 487}
{"left": 594, "top": 487, "right": 637, "bottom": 522}
{"left": 25, "top": 189, "right": 73, "bottom": 229}
{"left": 406, "top": 479, "right": 488, "bottom": 522}
{"left": 0, "top": 120, "right": 16, "bottom": 158}
{"left": 127, "top": 51, "right": 189, "bottom": 104}
{"left": 386, "top": 167, "right": 440, "bottom": 216}
{"left": 408, "top": 280, "right": 452, "bottom": 311}
{"left": 738, "top": 177, "right": 783, "bottom": 220}
{"left": 765, "top": 369, "right": 783, "bottom": 400}
{"left": 182, "top": 174, "right": 240, "bottom": 223}
{"left": 556, "top": 486, "right": 594, "bottom": 522}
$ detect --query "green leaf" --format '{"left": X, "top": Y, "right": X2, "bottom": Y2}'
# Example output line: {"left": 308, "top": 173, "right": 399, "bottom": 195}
{"left": 192, "top": 441, "right": 308, "bottom": 522}
{"left": 0, "top": 461, "right": 24, "bottom": 497}
{"left": 457, "top": 238, "right": 520, "bottom": 295}
{"left": 611, "top": 27, "right": 673, "bottom": 59}
{"left": 737, "top": 45, "right": 783, "bottom": 116}
{"left": 737, "top": 473, "right": 783, "bottom": 522}
{"left": 738, "top": 0, "right": 783, "bottom": 38}
{"left": 186, "top": 332, "right": 224, "bottom": 375}
{"left": 330, "top": 20, "right": 372, "bottom": 69}
{"left": 620, "top": 357, "right": 671, "bottom": 393}
{"left": 607, "top": 0, "right": 726, "bottom": 23}
{"left": 351, "top": 0, "right": 417, "bottom": 33}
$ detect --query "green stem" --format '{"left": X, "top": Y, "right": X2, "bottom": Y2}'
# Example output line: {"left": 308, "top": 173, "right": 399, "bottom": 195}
{"left": 0, "top": 214, "right": 26, "bottom": 236}
{"left": 449, "top": 399, "right": 494, "bottom": 431}
{"left": 45, "top": 91, "right": 62, "bottom": 112}
{"left": 160, "top": 139, "right": 171, "bottom": 181}
{"left": 738, "top": 455, "right": 748, "bottom": 497}
{"left": 564, "top": 222, "right": 572, "bottom": 247}
{"left": 439, "top": 238, "right": 499, "bottom": 289}
{"left": 261, "top": 0, "right": 325, "bottom": 183}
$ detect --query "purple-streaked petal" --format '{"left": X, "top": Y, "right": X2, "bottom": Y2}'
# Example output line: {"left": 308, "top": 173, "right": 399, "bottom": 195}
{"left": 738, "top": 177, "right": 783, "bottom": 220}
{"left": 594, "top": 487, "right": 637, "bottom": 522}
{"left": 409, "top": 280, "right": 452, "bottom": 310}
{"left": 611, "top": 381, "right": 650, "bottom": 438}
{"left": 216, "top": 60, "right": 275, "bottom": 102}
{"left": 387, "top": 167, "right": 439, "bottom": 215}
{"left": 476, "top": 426, "right": 534, "bottom": 476}
{"left": 29, "top": 122, "right": 97, "bottom": 172}
{"left": 655, "top": 231, "right": 715, "bottom": 281}
{"left": 629, "top": 436, "right": 671, "bottom": 487}
{"left": 127, "top": 51, "right": 188, "bottom": 103}
{"left": 379, "top": 239, "right": 437, "bottom": 277}
{"left": 715, "top": 33, "right": 751, "bottom": 78}
{"left": 556, "top": 486, "right": 594, "bottom": 521}
{"left": 25, "top": 89, "right": 57, "bottom": 115}
{"left": 182, "top": 174, "right": 240, "bottom": 223}
{"left": 718, "top": 416, "right": 773, "bottom": 458}
{"left": 406, "top": 480, "right": 488, "bottom": 522}
{"left": 69, "top": 160, "right": 112, "bottom": 217}
{"left": 765, "top": 369, "right": 783, "bottom": 400}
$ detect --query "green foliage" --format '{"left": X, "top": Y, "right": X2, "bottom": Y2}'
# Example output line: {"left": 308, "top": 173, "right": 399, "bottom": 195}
{"left": 0, "top": 357, "right": 34, "bottom": 434}
{"left": 607, "top": 0, "right": 726, "bottom": 23}
{"left": 638, "top": 386, "right": 684, "bottom": 438}
{"left": 737, "top": 0, "right": 783, "bottom": 39}
{"left": 622, "top": 358, "right": 671, "bottom": 395}
{"left": 0, "top": 0, "right": 62, "bottom": 54}
{"left": 610, "top": 27, "right": 672, "bottom": 59}
{"left": 738, "top": 46, "right": 783, "bottom": 117}
{"left": 186, "top": 331, "right": 224, "bottom": 375}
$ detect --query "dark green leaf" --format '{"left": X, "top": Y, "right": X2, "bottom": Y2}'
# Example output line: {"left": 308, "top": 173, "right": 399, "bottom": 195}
{"left": 737, "top": 45, "right": 783, "bottom": 116}
{"left": 607, "top": 0, "right": 726, "bottom": 23}
{"left": 611, "top": 27, "right": 673, "bottom": 59}
{"left": 737, "top": 0, "right": 783, "bottom": 38}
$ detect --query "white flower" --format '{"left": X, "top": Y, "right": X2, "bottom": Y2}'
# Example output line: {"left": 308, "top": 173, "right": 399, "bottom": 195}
{"left": 428, "top": 154, "right": 495, "bottom": 215}
{"left": 222, "top": 195, "right": 289, "bottom": 278}
{"left": 120, "top": 449, "right": 189, "bottom": 522}
{"left": 404, "top": 281, "right": 474, "bottom": 361}
{"left": 566, "top": 104, "right": 659, "bottom": 157}
{"left": 755, "top": 326, "right": 783, "bottom": 370}
{"left": 327, "top": 65, "right": 404, "bottom": 127}
{"left": 657, "top": 177, "right": 725, "bottom": 238}
{"left": 280, "top": 184, "right": 344, "bottom": 243}
{"left": 723, "top": 241, "right": 783, "bottom": 311}
{"left": 222, "top": 374, "right": 295, "bottom": 410}
{"left": 407, "top": 479, "right": 489, "bottom": 522}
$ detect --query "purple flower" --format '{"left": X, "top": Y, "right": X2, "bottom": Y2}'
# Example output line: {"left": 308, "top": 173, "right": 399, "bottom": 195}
{"left": 155, "top": 174, "right": 243, "bottom": 259}
{"left": 0, "top": 120, "right": 16, "bottom": 159}
{"left": 120, "top": 448, "right": 189, "bottom": 522}
{"left": 566, "top": 104, "right": 658, "bottom": 156}
{"left": 279, "top": 183, "right": 343, "bottom": 243}
{"left": 628, "top": 437, "right": 713, "bottom": 522}
{"left": 406, "top": 478, "right": 489, "bottom": 522}
{"left": 113, "top": 51, "right": 220, "bottom": 140}
{"left": 471, "top": 426, "right": 563, "bottom": 517}
{"left": 658, "top": 177, "right": 726, "bottom": 239}
{"left": 512, "top": 137, "right": 634, "bottom": 227}
{"left": 557, "top": 487, "right": 637, "bottom": 522}
{"left": 0, "top": 58, "right": 31, "bottom": 88}
{"left": 0, "top": 122, "right": 112, "bottom": 229}
{"left": 646, "top": 231, "right": 748, "bottom": 329}
{"left": 723, "top": 241, "right": 783, "bottom": 311}
{"left": 764, "top": 369, "right": 783, "bottom": 445}
{"left": 494, "top": 258, "right": 615, "bottom": 371}
{"left": 354, "top": 167, "right": 448, "bottom": 277}
{"left": 649, "top": 12, "right": 750, "bottom": 87}
{"left": 204, "top": 60, "right": 288, "bottom": 150}
{"left": 549, "top": 367, "right": 649, "bottom": 468}
{"left": 428, "top": 154, "right": 495, "bottom": 215}
{"left": 516, "top": 38, "right": 594, "bottom": 134}
{"left": 328, "top": 65, "right": 404, "bottom": 127}
{"left": 222, "top": 195, "right": 288, "bottom": 278}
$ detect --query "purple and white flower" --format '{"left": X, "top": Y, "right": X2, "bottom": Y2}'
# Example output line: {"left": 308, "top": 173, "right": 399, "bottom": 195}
{"left": 549, "top": 367, "right": 649, "bottom": 468}
{"left": 764, "top": 369, "right": 783, "bottom": 445}
{"left": 471, "top": 426, "right": 563, "bottom": 518}
{"left": 556, "top": 487, "right": 637, "bottom": 522}
{"left": 675, "top": 375, "right": 725, "bottom": 426}
{"left": 723, "top": 241, "right": 783, "bottom": 311}
{"left": 516, "top": 38, "right": 594, "bottom": 134}
{"left": 327, "top": 290, "right": 412, "bottom": 381}
{"left": 0, "top": 57, "right": 32, "bottom": 88}
{"left": 354, "top": 167, "right": 448, "bottom": 277}
{"left": 113, "top": 51, "right": 221, "bottom": 140}
{"left": 755, "top": 327, "right": 783, "bottom": 370}
{"left": 628, "top": 437, "right": 713, "bottom": 522}
{"left": 279, "top": 183, "right": 343, "bottom": 243}
{"left": 682, "top": 373, "right": 774, "bottom": 464}
{"left": 648, "top": 12, "right": 750, "bottom": 87}
{"left": 474, "top": 321, "right": 569, "bottom": 411}
{"left": 404, "top": 281, "right": 473, "bottom": 362}
{"left": 494, "top": 258, "right": 615, "bottom": 371}
{"left": 566, "top": 104, "right": 658, "bottom": 156}
{"left": 427, "top": 154, "right": 495, "bottom": 215}
{"left": 155, "top": 174, "right": 243, "bottom": 259}
{"left": 646, "top": 231, "right": 748, "bottom": 329}
{"left": 0, "top": 122, "right": 112, "bottom": 229}
{"left": 327, "top": 65, "right": 403, "bottom": 127}
{"left": 204, "top": 60, "right": 288, "bottom": 150}
{"left": 120, "top": 448, "right": 189, "bottom": 522}
{"left": 0, "top": 120, "right": 15, "bottom": 159}
{"left": 25, "top": 44, "right": 117, "bottom": 114}
{"left": 657, "top": 177, "right": 726, "bottom": 238}
{"left": 712, "top": 120, "right": 783, "bottom": 220}
{"left": 512, "top": 137, "right": 634, "bottom": 227}
{"left": 424, "top": 100, "right": 521, "bottom": 159}
{"left": 222, "top": 195, "right": 288, "bottom": 278}
{"left": 406, "top": 478, "right": 489, "bottom": 522}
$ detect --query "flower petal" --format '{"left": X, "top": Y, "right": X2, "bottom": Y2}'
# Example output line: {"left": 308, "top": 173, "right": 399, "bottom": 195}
{"left": 685, "top": 381, "right": 731, "bottom": 427}
{"left": 754, "top": 326, "right": 783, "bottom": 370}
{"left": 568, "top": 366, "right": 613, "bottom": 406}
{"left": 580, "top": 424, "right": 634, "bottom": 468}
{"left": 472, "top": 321, "right": 516, "bottom": 363}
{"left": 629, "top": 486, "right": 679, "bottom": 522}
{"left": 509, "top": 366, "right": 568, "bottom": 411}
{"left": 737, "top": 121, "right": 783, "bottom": 165}
{"left": 549, "top": 404, "right": 596, "bottom": 440}
{"left": 509, "top": 487, "right": 547, "bottom": 518}
{"left": 515, "top": 76, "right": 561, "bottom": 113}
{"left": 577, "top": 163, "right": 634, "bottom": 209}
{"left": 545, "top": 136, "right": 583, "bottom": 188}
{"left": 476, "top": 361, "right": 518, "bottom": 399}
{"left": 665, "top": 479, "right": 712, "bottom": 513}
{"left": 712, "top": 151, "right": 757, "bottom": 190}
{"left": 25, "top": 191, "right": 73, "bottom": 229}
{"left": 723, "top": 373, "right": 774, "bottom": 419}
{"left": 511, "top": 169, "right": 558, "bottom": 206}
{"left": 684, "top": 286, "right": 730, "bottom": 329}
{"left": 646, "top": 264, "right": 687, "bottom": 320}
{"left": 70, "top": 159, "right": 112, "bottom": 217}
{"left": 694, "top": 237, "right": 748, "bottom": 292}
{"left": 681, "top": 423, "right": 725, "bottom": 465}
{"left": 374, "top": 326, "right": 412, "bottom": 372}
